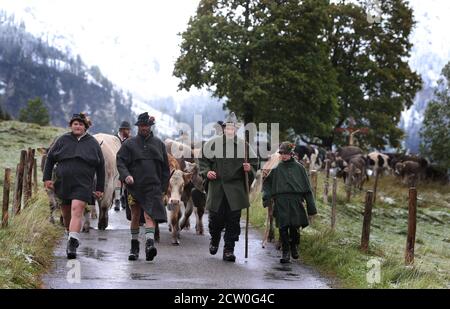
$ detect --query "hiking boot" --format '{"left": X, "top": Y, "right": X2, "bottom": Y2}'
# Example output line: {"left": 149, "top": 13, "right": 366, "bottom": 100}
{"left": 209, "top": 238, "right": 219, "bottom": 255}
{"left": 223, "top": 248, "right": 236, "bottom": 262}
{"left": 128, "top": 239, "right": 140, "bottom": 261}
{"left": 280, "top": 250, "right": 291, "bottom": 264}
{"left": 145, "top": 239, "right": 157, "bottom": 261}
{"left": 66, "top": 237, "right": 79, "bottom": 259}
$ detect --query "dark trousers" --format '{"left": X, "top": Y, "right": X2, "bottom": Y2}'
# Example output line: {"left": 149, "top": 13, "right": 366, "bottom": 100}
{"left": 209, "top": 196, "right": 241, "bottom": 250}
{"left": 279, "top": 226, "right": 300, "bottom": 252}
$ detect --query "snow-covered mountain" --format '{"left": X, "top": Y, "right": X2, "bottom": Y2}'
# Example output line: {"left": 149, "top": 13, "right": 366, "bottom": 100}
{"left": 400, "top": 0, "right": 450, "bottom": 152}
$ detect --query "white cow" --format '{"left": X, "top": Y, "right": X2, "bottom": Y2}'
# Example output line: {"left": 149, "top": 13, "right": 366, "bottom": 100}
{"left": 89, "top": 133, "right": 121, "bottom": 230}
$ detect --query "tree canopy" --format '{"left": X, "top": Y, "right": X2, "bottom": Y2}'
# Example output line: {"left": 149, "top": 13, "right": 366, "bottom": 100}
{"left": 174, "top": 0, "right": 421, "bottom": 149}
{"left": 420, "top": 62, "right": 450, "bottom": 169}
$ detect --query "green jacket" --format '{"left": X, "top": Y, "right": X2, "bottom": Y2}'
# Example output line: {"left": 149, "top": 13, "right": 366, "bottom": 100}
{"left": 262, "top": 157, "right": 317, "bottom": 228}
{"left": 199, "top": 135, "right": 258, "bottom": 212}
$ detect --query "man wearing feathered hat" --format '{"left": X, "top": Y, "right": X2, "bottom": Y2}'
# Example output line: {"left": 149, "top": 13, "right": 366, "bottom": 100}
{"left": 199, "top": 112, "right": 258, "bottom": 262}
{"left": 43, "top": 112, "right": 105, "bottom": 259}
{"left": 116, "top": 112, "right": 170, "bottom": 262}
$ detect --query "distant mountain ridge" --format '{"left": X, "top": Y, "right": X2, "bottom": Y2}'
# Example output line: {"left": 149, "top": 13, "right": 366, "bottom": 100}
{"left": 0, "top": 10, "right": 135, "bottom": 134}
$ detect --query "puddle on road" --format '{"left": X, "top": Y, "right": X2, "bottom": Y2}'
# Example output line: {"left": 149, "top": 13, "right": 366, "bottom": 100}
{"left": 80, "top": 247, "right": 113, "bottom": 261}
{"left": 264, "top": 265, "right": 302, "bottom": 282}
{"left": 130, "top": 273, "right": 158, "bottom": 281}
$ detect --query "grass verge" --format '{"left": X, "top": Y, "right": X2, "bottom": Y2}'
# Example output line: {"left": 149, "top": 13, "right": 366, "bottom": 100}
{"left": 250, "top": 172, "right": 450, "bottom": 289}
{"left": 0, "top": 191, "right": 62, "bottom": 288}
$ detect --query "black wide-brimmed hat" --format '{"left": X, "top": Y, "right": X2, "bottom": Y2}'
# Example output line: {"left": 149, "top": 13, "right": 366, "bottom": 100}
{"left": 119, "top": 121, "right": 131, "bottom": 129}
{"left": 135, "top": 112, "right": 155, "bottom": 126}
{"left": 69, "top": 112, "right": 90, "bottom": 129}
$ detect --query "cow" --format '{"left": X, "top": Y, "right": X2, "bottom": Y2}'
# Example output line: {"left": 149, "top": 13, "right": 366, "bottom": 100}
{"left": 258, "top": 153, "right": 281, "bottom": 249}
{"left": 164, "top": 139, "right": 206, "bottom": 235}
{"left": 334, "top": 154, "right": 367, "bottom": 191}
{"left": 327, "top": 146, "right": 364, "bottom": 169}
{"left": 344, "top": 155, "right": 367, "bottom": 191}
{"left": 395, "top": 160, "right": 423, "bottom": 186}
{"left": 385, "top": 153, "right": 428, "bottom": 170}
{"left": 294, "top": 145, "right": 322, "bottom": 172}
{"left": 165, "top": 154, "right": 193, "bottom": 245}
{"left": 93, "top": 133, "right": 122, "bottom": 230}
{"left": 182, "top": 161, "right": 206, "bottom": 235}
{"left": 425, "top": 165, "right": 449, "bottom": 185}
{"left": 366, "top": 151, "right": 391, "bottom": 177}
{"left": 37, "top": 145, "right": 61, "bottom": 225}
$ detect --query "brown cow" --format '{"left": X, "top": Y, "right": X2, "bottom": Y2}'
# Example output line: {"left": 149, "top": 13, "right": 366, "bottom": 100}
{"left": 164, "top": 139, "right": 206, "bottom": 235}
{"left": 395, "top": 160, "right": 422, "bottom": 186}
{"left": 165, "top": 154, "right": 193, "bottom": 245}
{"left": 258, "top": 153, "right": 281, "bottom": 248}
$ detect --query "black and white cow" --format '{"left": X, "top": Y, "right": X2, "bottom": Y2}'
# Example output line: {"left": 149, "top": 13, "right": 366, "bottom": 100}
{"left": 366, "top": 151, "right": 390, "bottom": 177}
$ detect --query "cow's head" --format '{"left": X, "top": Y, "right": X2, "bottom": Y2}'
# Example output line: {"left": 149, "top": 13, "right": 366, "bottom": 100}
{"left": 184, "top": 161, "right": 204, "bottom": 192}
{"left": 166, "top": 170, "right": 193, "bottom": 206}
{"left": 394, "top": 162, "right": 405, "bottom": 176}
{"left": 334, "top": 156, "right": 348, "bottom": 177}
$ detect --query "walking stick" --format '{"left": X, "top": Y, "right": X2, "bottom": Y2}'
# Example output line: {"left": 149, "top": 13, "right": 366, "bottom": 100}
{"left": 244, "top": 129, "right": 250, "bottom": 259}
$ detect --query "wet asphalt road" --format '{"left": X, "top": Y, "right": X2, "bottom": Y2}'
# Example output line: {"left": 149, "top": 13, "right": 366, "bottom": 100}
{"left": 42, "top": 208, "right": 331, "bottom": 289}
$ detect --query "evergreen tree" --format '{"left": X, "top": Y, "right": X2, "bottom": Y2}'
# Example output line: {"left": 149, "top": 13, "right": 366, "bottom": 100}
{"left": 420, "top": 62, "right": 450, "bottom": 169}
{"left": 18, "top": 97, "right": 50, "bottom": 126}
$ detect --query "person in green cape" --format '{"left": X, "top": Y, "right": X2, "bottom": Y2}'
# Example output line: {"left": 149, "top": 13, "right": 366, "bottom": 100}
{"left": 262, "top": 142, "right": 318, "bottom": 263}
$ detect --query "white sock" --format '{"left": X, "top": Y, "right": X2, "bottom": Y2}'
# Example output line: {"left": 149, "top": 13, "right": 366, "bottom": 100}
{"left": 68, "top": 232, "right": 80, "bottom": 241}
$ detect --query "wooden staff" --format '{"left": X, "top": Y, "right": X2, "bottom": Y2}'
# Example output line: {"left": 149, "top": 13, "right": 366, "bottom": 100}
{"left": 244, "top": 128, "right": 250, "bottom": 259}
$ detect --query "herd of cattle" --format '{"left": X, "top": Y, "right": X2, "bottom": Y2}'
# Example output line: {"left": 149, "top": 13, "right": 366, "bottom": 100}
{"left": 40, "top": 135, "right": 449, "bottom": 246}
{"left": 293, "top": 144, "right": 449, "bottom": 189}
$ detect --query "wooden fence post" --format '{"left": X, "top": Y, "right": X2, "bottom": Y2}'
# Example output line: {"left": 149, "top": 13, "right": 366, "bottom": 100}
{"left": 331, "top": 177, "right": 337, "bottom": 230}
{"left": 22, "top": 150, "right": 30, "bottom": 208}
{"left": 360, "top": 190, "right": 374, "bottom": 253}
{"left": 345, "top": 163, "right": 352, "bottom": 202}
{"left": 13, "top": 150, "right": 27, "bottom": 215}
{"left": 372, "top": 168, "right": 381, "bottom": 203}
{"left": 2, "top": 168, "right": 11, "bottom": 228}
{"left": 33, "top": 158, "right": 38, "bottom": 195}
{"left": 25, "top": 148, "right": 35, "bottom": 203}
{"left": 405, "top": 187, "right": 417, "bottom": 265}
{"left": 310, "top": 170, "right": 318, "bottom": 198}
{"left": 323, "top": 159, "right": 330, "bottom": 203}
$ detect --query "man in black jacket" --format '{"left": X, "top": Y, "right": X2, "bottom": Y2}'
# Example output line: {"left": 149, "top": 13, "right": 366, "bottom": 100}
{"left": 43, "top": 113, "right": 105, "bottom": 259}
{"left": 115, "top": 121, "right": 132, "bottom": 211}
{"left": 116, "top": 112, "right": 170, "bottom": 261}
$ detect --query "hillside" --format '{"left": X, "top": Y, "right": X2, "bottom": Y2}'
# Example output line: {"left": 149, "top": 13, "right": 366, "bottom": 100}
{"left": 0, "top": 11, "right": 135, "bottom": 134}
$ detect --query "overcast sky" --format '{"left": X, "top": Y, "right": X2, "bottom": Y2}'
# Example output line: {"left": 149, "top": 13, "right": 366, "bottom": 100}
{"left": 1, "top": 0, "right": 450, "bottom": 103}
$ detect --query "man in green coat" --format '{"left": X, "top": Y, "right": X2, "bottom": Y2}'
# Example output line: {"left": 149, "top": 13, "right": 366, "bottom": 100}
{"left": 262, "top": 142, "right": 317, "bottom": 263}
{"left": 199, "top": 112, "right": 258, "bottom": 262}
